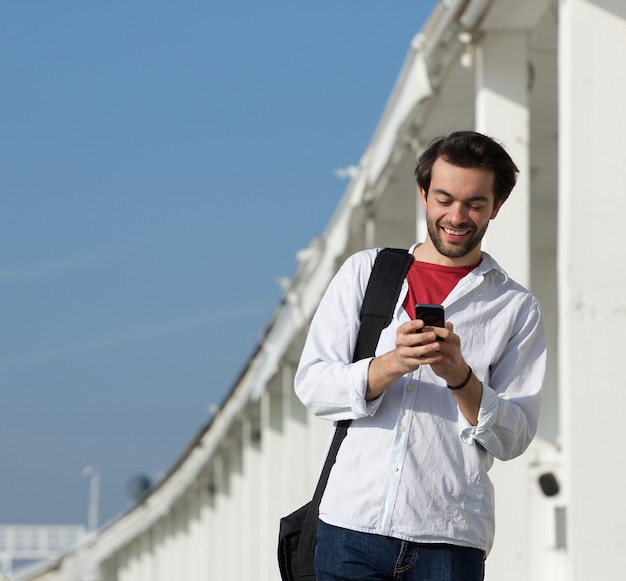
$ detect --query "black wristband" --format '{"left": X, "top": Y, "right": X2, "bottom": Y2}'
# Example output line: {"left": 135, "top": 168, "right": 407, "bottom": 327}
{"left": 447, "top": 365, "right": 473, "bottom": 390}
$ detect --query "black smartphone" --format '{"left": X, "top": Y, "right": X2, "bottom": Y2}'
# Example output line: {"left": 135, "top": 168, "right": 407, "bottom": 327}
{"left": 414, "top": 303, "right": 445, "bottom": 332}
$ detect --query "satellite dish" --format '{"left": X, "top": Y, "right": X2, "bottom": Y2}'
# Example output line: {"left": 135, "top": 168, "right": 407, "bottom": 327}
{"left": 126, "top": 474, "right": 152, "bottom": 502}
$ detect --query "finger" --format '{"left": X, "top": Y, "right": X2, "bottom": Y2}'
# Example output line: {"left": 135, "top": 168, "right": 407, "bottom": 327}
{"left": 418, "top": 338, "right": 442, "bottom": 358}
{"left": 399, "top": 319, "right": 423, "bottom": 335}
{"left": 416, "top": 349, "right": 443, "bottom": 365}
{"left": 398, "top": 332, "right": 437, "bottom": 354}
{"left": 419, "top": 325, "right": 446, "bottom": 343}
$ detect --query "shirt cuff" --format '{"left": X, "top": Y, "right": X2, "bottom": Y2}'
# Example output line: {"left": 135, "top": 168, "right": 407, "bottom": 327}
{"left": 348, "top": 357, "right": 385, "bottom": 417}
{"left": 460, "top": 384, "right": 499, "bottom": 445}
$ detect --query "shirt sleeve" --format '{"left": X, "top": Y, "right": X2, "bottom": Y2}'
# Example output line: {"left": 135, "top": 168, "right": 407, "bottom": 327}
{"left": 460, "top": 298, "right": 547, "bottom": 461}
{"left": 294, "top": 250, "right": 387, "bottom": 421}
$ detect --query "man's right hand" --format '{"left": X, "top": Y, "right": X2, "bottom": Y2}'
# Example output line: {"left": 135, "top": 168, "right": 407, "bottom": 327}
{"left": 365, "top": 320, "right": 443, "bottom": 401}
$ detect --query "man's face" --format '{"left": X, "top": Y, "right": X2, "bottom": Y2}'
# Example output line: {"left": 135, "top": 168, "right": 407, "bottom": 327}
{"left": 419, "top": 157, "right": 504, "bottom": 265}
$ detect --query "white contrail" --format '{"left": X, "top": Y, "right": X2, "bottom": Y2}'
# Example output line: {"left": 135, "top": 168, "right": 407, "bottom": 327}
{"left": 0, "top": 256, "right": 99, "bottom": 283}
{"left": 0, "top": 246, "right": 125, "bottom": 283}
{"left": 0, "top": 305, "right": 270, "bottom": 370}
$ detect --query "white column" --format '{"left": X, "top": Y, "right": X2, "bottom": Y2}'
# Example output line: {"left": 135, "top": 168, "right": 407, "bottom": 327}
{"left": 186, "top": 487, "right": 199, "bottom": 581}
{"left": 170, "top": 503, "right": 184, "bottom": 581}
{"left": 195, "top": 478, "right": 212, "bottom": 581}
{"left": 476, "top": 29, "right": 531, "bottom": 287}
{"left": 151, "top": 519, "right": 165, "bottom": 581}
{"left": 182, "top": 494, "right": 194, "bottom": 581}
{"left": 161, "top": 517, "right": 173, "bottom": 581}
{"left": 259, "top": 385, "right": 284, "bottom": 579}
{"left": 206, "top": 456, "right": 223, "bottom": 580}
{"left": 559, "top": 1, "right": 626, "bottom": 580}
{"left": 212, "top": 453, "right": 229, "bottom": 580}
{"left": 282, "top": 363, "right": 309, "bottom": 508}
{"left": 117, "top": 545, "right": 133, "bottom": 581}
{"left": 474, "top": 28, "right": 533, "bottom": 581}
{"left": 227, "top": 433, "right": 244, "bottom": 579}
{"left": 241, "top": 411, "right": 262, "bottom": 580}
{"left": 213, "top": 444, "right": 235, "bottom": 580}
{"left": 136, "top": 532, "right": 149, "bottom": 581}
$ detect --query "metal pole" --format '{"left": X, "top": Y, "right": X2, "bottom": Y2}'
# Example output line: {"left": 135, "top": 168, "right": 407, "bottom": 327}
{"left": 82, "top": 466, "right": 100, "bottom": 531}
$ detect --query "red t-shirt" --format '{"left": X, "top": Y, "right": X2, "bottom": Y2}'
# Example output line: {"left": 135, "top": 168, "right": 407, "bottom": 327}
{"left": 403, "top": 260, "right": 478, "bottom": 318}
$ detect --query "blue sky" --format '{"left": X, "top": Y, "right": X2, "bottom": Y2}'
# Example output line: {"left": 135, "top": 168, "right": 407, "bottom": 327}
{"left": 0, "top": 1, "right": 437, "bottom": 527}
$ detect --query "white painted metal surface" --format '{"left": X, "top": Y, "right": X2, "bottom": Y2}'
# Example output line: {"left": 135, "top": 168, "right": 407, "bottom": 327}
{"left": 13, "top": 1, "right": 626, "bottom": 580}
{"left": 559, "top": 1, "right": 626, "bottom": 580}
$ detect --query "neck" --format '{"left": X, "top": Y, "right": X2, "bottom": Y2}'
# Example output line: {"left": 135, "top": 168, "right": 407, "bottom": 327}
{"left": 413, "top": 238, "right": 482, "bottom": 267}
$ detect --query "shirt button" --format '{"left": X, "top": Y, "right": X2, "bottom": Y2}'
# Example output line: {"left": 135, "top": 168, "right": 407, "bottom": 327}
{"left": 391, "top": 466, "right": 399, "bottom": 473}
{"left": 406, "top": 385, "right": 413, "bottom": 392}
{"left": 400, "top": 425, "right": 407, "bottom": 433}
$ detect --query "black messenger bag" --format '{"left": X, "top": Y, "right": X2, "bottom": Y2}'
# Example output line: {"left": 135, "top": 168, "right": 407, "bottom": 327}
{"left": 277, "top": 248, "right": 412, "bottom": 580}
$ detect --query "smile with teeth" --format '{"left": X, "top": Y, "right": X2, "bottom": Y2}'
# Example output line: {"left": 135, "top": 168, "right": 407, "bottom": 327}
{"left": 442, "top": 226, "right": 471, "bottom": 237}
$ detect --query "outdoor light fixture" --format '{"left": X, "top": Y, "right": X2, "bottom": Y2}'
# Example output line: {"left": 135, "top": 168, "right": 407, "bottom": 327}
{"left": 538, "top": 472, "right": 560, "bottom": 497}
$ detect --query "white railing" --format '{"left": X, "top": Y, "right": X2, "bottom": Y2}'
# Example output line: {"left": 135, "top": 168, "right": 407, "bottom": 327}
{"left": 0, "top": 525, "right": 86, "bottom": 577}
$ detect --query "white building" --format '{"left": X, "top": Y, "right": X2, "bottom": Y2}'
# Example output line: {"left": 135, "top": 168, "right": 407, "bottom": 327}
{"left": 16, "top": 0, "right": 626, "bottom": 579}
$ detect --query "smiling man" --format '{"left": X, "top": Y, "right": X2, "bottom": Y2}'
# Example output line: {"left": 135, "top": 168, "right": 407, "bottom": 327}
{"left": 420, "top": 157, "right": 501, "bottom": 262}
{"left": 295, "top": 131, "right": 546, "bottom": 580}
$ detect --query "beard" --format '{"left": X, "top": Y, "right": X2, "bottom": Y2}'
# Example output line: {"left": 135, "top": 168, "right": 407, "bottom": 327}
{"left": 426, "top": 213, "right": 490, "bottom": 259}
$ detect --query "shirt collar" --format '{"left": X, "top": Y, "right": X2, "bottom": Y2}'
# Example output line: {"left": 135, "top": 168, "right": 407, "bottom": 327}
{"left": 407, "top": 243, "right": 509, "bottom": 283}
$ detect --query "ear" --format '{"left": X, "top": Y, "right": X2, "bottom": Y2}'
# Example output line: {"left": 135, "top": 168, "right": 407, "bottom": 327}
{"left": 419, "top": 186, "right": 428, "bottom": 210}
{"left": 490, "top": 199, "right": 505, "bottom": 220}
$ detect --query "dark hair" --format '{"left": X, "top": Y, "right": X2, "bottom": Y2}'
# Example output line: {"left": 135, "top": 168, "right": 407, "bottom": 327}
{"left": 414, "top": 131, "right": 519, "bottom": 205}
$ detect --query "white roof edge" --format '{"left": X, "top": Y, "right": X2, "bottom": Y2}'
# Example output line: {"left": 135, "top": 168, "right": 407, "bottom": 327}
{"left": 363, "top": 44, "right": 432, "bottom": 186}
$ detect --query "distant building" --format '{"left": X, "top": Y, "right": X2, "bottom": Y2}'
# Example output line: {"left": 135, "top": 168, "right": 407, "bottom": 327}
{"left": 16, "top": 1, "right": 626, "bottom": 580}
{"left": 0, "top": 525, "right": 86, "bottom": 578}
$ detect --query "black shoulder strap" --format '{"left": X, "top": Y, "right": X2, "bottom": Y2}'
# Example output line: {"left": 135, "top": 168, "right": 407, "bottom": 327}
{"left": 297, "top": 248, "right": 413, "bottom": 575}
{"left": 354, "top": 248, "right": 415, "bottom": 362}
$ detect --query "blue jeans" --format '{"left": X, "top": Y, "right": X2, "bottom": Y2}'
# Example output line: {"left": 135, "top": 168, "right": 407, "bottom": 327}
{"left": 316, "top": 520, "right": 485, "bottom": 581}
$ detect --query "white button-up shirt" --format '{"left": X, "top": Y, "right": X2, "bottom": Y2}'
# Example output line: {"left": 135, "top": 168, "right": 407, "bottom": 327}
{"left": 295, "top": 246, "right": 546, "bottom": 554}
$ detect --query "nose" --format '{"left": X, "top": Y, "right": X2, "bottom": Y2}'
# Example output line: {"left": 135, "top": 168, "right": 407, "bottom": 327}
{"left": 449, "top": 202, "right": 469, "bottom": 225}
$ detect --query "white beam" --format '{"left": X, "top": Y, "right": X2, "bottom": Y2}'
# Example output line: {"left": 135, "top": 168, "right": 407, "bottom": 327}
{"left": 476, "top": 29, "right": 531, "bottom": 287}
{"left": 240, "top": 414, "right": 261, "bottom": 581}
{"left": 474, "top": 28, "right": 532, "bottom": 581}
{"left": 559, "top": 1, "right": 626, "bottom": 580}
{"left": 259, "top": 388, "right": 284, "bottom": 579}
